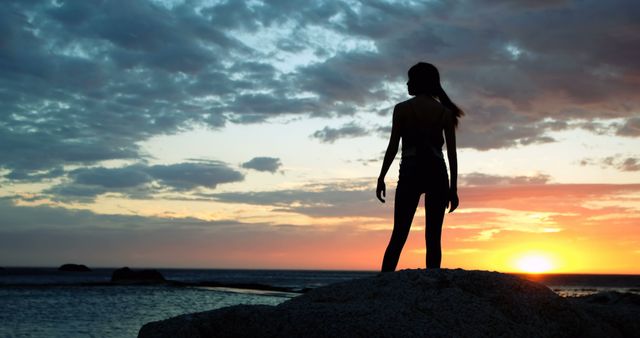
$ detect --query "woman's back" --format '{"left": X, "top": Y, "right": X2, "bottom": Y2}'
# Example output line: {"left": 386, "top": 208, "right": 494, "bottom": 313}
{"left": 396, "top": 95, "right": 450, "bottom": 160}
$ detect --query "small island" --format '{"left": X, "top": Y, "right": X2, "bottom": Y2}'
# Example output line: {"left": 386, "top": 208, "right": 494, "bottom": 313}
{"left": 58, "top": 264, "right": 91, "bottom": 272}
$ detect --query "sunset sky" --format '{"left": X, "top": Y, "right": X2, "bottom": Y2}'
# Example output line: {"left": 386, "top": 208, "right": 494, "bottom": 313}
{"left": 1, "top": 0, "right": 638, "bottom": 273}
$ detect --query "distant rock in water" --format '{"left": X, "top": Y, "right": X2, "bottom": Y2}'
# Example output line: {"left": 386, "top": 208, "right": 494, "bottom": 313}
{"left": 138, "top": 269, "right": 639, "bottom": 338}
{"left": 58, "top": 264, "right": 91, "bottom": 272}
{"left": 111, "top": 267, "right": 166, "bottom": 284}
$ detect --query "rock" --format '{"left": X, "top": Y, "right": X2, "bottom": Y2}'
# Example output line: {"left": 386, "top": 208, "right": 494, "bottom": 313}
{"left": 111, "top": 267, "right": 166, "bottom": 284}
{"left": 138, "top": 269, "right": 637, "bottom": 337}
{"left": 569, "top": 292, "right": 640, "bottom": 338}
{"left": 58, "top": 264, "right": 91, "bottom": 272}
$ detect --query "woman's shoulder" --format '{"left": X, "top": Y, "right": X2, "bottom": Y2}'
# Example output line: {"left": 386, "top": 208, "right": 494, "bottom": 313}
{"left": 394, "top": 97, "right": 421, "bottom": 114}
{"left": 392, "top": 99, "right": 412, "bottom": 122}
{"left": 394, "top": 98, "right": 412, "bottom": 111}
{"left": 396, "top": 96, "right": 448, "bottom": 112}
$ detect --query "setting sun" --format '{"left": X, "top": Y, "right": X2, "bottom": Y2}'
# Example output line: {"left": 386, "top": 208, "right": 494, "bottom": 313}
{"left": 515, "top": 254, "right": 554, "bottom": 274}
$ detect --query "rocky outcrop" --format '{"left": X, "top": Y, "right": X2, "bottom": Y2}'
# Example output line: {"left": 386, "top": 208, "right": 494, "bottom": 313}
{"left": 568, "top": 291, "right": 640, "bottom": 337}
{"left": 111, "top": 267, "right": 166, "bottom": 284}
{"left": 58, "top": 264, "right": 91, "bottom": 272}
{"left": 138, "top": 269, "right": 639, "bottom": 338}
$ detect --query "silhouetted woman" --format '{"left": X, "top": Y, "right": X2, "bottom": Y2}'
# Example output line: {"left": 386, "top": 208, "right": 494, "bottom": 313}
{"left": 377, "top": 62, "right": 463, "bottom": 272}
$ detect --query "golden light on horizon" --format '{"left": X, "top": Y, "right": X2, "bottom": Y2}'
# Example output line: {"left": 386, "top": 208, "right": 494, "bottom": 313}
{"left": 514, "top": 254, "right": 554, "bottom": 274}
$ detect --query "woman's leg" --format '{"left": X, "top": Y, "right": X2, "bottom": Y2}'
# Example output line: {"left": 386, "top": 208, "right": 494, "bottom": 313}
{"left": 425, "top": 196, "right": 446, "bottom": 269}
{"left": 381, "top": 184, "right": 421, "bottom": 272}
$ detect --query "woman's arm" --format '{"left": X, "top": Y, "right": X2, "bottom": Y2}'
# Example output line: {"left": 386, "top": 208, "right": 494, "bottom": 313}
{"left": 376, "top": 105, "right": 401, "bottom": 203}
{"left": 444, "top": 111, "right": 459, "bottom": 212}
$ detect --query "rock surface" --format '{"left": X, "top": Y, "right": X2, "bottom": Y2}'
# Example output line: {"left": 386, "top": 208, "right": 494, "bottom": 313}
{"left": 111, "top": 267, "right": 166, "bottom": 284}
{"left": 58, "top": 263, "right": 91, "bottom": 272}
{"left": 568, "top": 291, "right": 640, "bottom": 338}
{"left": 138, "top": 269, "right": 639, "bottom": 338}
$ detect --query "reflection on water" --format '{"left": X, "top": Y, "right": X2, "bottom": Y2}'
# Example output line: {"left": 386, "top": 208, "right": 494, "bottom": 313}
{"left": 552, "top": 286, "right": 640, "bottom": 297}
{"left": 0, "top": 285, "right": 289, "bottom": 338}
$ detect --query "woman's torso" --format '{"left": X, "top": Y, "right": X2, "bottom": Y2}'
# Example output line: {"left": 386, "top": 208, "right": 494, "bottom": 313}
{"left": 397, "top": 95, "right": 448, "bottom": 161}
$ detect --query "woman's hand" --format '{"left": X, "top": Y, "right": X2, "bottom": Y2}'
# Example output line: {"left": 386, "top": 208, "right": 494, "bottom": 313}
{"left": 376, "top": 179, "right": 386, "bottom": 203}
{"left": 448, "top": 189, "right": 459, "bottom": 213}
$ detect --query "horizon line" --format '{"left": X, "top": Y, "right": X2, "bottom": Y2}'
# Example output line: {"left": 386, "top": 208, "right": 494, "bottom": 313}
{"left": 2, "top": 265, "right": 640, "bottom": 276}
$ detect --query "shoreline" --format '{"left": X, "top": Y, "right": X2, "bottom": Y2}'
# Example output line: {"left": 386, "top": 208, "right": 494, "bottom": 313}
{"left": 2, "top": 267, "right": 639, "bottom": 297}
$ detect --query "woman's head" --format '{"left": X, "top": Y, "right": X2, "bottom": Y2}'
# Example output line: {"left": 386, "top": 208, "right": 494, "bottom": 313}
{"left": 407, "top": 62, "right": 440, "bottom": 96}
{"left": 407, "top": 62, "right": 464, "bottom": 127}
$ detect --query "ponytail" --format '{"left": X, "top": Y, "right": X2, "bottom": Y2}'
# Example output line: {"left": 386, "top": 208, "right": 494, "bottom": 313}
{"left": 408, "top": 62, "right": 464, "bottom": 128}
{"left": 435, "top": 85, "right": 464, "bottom": 128}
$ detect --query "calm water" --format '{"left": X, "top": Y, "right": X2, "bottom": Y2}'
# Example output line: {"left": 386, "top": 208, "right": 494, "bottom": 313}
{"left": 1, "top": 268, "right": 638, "bottom": 337}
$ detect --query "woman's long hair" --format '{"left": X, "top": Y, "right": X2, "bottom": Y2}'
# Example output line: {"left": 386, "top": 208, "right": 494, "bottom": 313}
{"left": 408, "top": 62, "right": 464, "bottom": 127}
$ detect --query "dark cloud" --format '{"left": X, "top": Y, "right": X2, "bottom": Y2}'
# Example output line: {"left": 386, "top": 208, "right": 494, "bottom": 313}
{"left": 0, "top": 197, "right": 243, "bottom": 231}
{"left": 0, "top": 0, "right": 282, "bottom": 177}
{"left": 460, "top": 173, "right": 551, "bottom": 186}
{"left": 2, "top": 0, "right": 640, "bottom": 183}
{"left": 241, "top": 157, "right": 282, "bottom": 173}
{"left": 145, "top": 162, "right": 244, "bottom": 190}
{"left": 376, "top": 104, "right": 558, "bottom": 150}
{"left": 0, "top": 196, "right": 291, "bottom": 266}
{"left": 353, "top": 152, "right": 385, "bottom": 167}
{"left": 311, "top": 122, "right": 369, "bottom": 143}
{"left": 616, "top": 117, "right": 640, "bottom": 137}
{"left": 0, "top": 129, "right": 139, "bottom": 174}
{"left": 455, "top": 103, "right": 558, "bottom": 150}
{"left": 620, "top": 158, "right": 640, "bottom": 172}
{"left": 484, "top": 0, "right": 570, "bottom": 9}
{"left": 45, "top": 161, "right": 244, "bottom": 202}
{"left": 45, "top": 184, "right": 110, "bottom": 204}
{"left": 4, "top": 167, "right": 64, "bottom": 182}
{"left": 207, "top": 172, "right": 552, "bottom": 217}
{"left": 206, "top": 180, "right": 383, "bottom": 218}
{"left": 71, "top": 166, "right": 151, "bottom": 188}
{"left": 0, "top": 196, "right": 385, "bottom": 268}
{"left": 580, "top": 156, "right": 640, "bottom": 172}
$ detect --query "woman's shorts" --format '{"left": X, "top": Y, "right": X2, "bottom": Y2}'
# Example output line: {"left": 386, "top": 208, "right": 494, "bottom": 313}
{"left": 397, "top": 156, "right": 449, "bottom": 206}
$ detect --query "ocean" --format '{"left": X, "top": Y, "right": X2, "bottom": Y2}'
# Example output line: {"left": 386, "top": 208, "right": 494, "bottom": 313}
{"left": 1, "top": 267, "right": 638, "bottom": 338}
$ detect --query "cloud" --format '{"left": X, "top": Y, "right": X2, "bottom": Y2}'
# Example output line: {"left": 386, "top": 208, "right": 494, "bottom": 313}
{"left": 206, "top": 173, "right": 556, "bottom": 218}
{"left": 619, "top": 158, "right": 640, "bottom": 172}
{"left": 3, "top": 167, "right": 64, "bottom": 182}
{"left": 2, "top": 182, "right": 639, "bottom": 270}
{"left": 241, "top": 157, "right": 282, "bottom": 173}
{"left": 0, "top": 196, "right": 243, "bottom": 231}
{"left": 0, "top": 197, "right": 388, "bottom": 269}
{"left": 45, "top": 161, "right": 244, "bottom": 202}
{"left": 145, "top": 162, "right": 244, "bottom": 190}
{"left": 311, "top": 122, "right": 369, "bottom": 143}
{"left": 2, "top": 0, "right": 640, "bottom": 183}
{"left": 71, "top": 166, "right": 152, "bottom": 188}
{"left": 460, "top": 173, "right": 551, "bottom": 186}
{"left": 581, "top": 156, "right": 640, "bottom": 172}
{"left": 484, "top": 0, "right": 570, "bottom": 9}
{"left": 207, "top": 179, "right": 383, "bottom": 218}
{"left": 616, "top": 117, "right": 640, "bottom": 137}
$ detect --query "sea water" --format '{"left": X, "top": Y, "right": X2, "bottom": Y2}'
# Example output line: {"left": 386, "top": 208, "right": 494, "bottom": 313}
{"left": 0, "top": 268, "right": 372, "bottom": 337}
{"left": 1, "top": 268, "right": 638, "bottom": 338}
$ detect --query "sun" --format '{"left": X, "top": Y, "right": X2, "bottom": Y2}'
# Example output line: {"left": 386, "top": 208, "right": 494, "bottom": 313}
{"left": 515, "top": 254, "right": 554, "bottom": 273}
